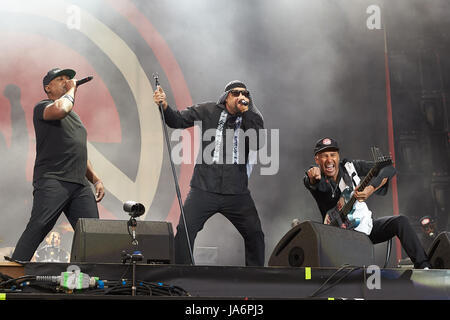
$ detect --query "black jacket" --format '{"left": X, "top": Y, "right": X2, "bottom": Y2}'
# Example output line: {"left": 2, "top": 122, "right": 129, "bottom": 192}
{"left": 163, "top": 102, "right": 264, "bottom": 194}
{"left": 303, "top": 158, "right": 396, "bottom": 220}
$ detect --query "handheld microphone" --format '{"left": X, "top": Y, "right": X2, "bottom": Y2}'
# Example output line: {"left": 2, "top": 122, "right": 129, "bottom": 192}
{"left": 76, "top": 76, "right": 93, "bottom": 86}
{"left": 239, "top": 99, "right": 249, "bottom": 106}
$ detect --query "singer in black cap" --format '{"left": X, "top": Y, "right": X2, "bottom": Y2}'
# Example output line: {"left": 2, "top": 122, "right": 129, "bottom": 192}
{"left": 11, "top": 68, "right": 105, "bottom": 262}
{"left": 153, "top": 80, "right": 265, "bottom": 266}
{"left": 303, "top": 137, "right": 431, "bottom": 269}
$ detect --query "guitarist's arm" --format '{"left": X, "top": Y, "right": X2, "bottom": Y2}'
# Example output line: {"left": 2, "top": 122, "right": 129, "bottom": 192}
{"left": 354, "top": 177, "right": 388, "bottom": 202}
{"left": 370, "top": 165, "right": 396, "bottom": 195}
{"left": 304, "top": 166, "right": 337, "bottom": 224}
{"left": 304, "top": 166, "right": 330, "bottom": 192}
{"left": 352, "top": 160, "right": 397, "bottom": 201}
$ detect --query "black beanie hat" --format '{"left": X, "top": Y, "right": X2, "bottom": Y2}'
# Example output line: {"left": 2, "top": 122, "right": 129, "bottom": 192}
{"left": 224, "top": 80, "right": 247, "bottom": 92}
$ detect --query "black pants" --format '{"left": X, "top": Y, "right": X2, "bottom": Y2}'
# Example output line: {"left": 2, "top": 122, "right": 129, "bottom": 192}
{"left": 174, "top": 187, "right": 265, "bottom": 266}
{"left": 369, "top": 215, "right": 430, "bottom": 268}
{"left": 12, "top": 178, "right": 99, "bottom": 261}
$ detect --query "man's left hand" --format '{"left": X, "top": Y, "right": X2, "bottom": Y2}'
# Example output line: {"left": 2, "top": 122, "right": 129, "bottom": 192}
{"left": 94, "top": 181, "right": 105, "bottom": 202}
{"left": 237, "top": 99, "right": 249, "bottom": 113}
{"left": 354, "top": 185, "right": 375, "bottom": 202}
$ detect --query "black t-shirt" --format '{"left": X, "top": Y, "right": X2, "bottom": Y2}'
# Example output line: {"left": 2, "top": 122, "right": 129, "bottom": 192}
{"left": 32, "top": 99, "right": 89, "bottom": 186}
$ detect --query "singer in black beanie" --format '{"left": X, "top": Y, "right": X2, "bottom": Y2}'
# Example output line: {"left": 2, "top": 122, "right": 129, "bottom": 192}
{"left": 153, "top": 80, "right": 266, "bottom": 266}
{"left": 11, "top": 68, "right": 104, "bottom": 262}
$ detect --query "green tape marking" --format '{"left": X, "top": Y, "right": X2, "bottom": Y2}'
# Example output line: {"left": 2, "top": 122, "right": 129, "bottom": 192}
{"left": 0, "top": 293, "right": 6, "bottom": 300}
{"left": 78, "top": 273, "right": 83, "bottom": 290}
{"left": 305, "top": 267, "right": 311, "bottom": 280}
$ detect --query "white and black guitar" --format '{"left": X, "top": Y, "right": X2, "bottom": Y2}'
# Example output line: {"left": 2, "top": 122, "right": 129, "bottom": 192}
{"left": 327, "top": 147, "right": 393, "bottom": 235}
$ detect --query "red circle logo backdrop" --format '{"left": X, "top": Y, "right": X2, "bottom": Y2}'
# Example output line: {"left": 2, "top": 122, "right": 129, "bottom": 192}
{"left": 0, "top": 0, "right": 194, "bottom": 231}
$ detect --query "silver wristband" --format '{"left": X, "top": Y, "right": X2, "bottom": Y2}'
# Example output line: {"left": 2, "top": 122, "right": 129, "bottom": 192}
{"left": 62, "top": 94, "right": 74, "bottom": 104}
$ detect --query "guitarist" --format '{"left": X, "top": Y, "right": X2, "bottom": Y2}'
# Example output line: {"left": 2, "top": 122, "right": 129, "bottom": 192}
{"left": 304, "top": 137, "right": 431, "bottom": 269}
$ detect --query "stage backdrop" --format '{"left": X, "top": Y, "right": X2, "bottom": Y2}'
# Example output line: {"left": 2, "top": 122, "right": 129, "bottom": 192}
{"left": 1, "top": 0, "right": 449, "bottom": 266}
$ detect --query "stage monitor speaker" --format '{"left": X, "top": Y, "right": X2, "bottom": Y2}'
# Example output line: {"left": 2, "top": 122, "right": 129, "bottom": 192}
{"left": 268, "top": 221, "right": 375, "bottom": 268}
{"left": 427, "top": 232, "right": 450, "bottom": 269}
{"left": 70, "top": 218, "right": 174, "bottom": 264}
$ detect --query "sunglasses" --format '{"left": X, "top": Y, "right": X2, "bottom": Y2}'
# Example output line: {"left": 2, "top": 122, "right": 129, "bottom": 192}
{"left": 229, "top": 89, "right": 250, "bottom": 98}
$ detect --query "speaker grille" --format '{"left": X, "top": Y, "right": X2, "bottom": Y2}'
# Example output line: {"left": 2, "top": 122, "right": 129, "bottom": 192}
{"left": 269, "top": 221, "right": 374, "bottom": 267}
{"left": 70, "top": 218, "right": 174, "bottom": 264}
{"left": 288, "top": 247, "right": 304, "bottom": 267}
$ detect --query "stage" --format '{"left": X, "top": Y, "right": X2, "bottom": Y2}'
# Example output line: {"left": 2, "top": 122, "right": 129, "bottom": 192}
{"left": 1, "top": 262, "right": 449, "bottom": 301}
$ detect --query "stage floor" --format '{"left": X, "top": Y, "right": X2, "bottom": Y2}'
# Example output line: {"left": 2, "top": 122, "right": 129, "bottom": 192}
{"left": 1, "top": 262, "right": 449, "bottom": 300}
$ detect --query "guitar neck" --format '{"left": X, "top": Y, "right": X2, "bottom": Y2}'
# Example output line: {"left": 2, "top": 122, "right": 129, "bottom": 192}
{"left": 357, "top": 168, "right": 376, "bottom": 191}
{"left": 340, "top": 167, "right": 377, "bottom": 216}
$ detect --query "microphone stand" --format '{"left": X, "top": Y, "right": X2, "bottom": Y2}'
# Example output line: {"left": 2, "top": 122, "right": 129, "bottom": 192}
{"left": 127, "top": 216, "right": 139, "bottom": 246}
{"left": 152, "top": 73, "right": 195, "bottom": 266}
{"left": 123, "top": 213, "right": 143, "bottom": 296}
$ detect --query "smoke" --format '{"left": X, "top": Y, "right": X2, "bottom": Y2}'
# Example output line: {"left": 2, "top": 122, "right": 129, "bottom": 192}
{"left": 1, "top": 0, "right": 448, "bottom": 264}
{"left": 133, "top": 0, "right": 389, "bottom": 264}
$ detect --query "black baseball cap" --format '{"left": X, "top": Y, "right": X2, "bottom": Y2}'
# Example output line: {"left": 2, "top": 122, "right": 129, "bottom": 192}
{"left": 314, "top": 137, "right": 339, "bottom": 155}
{"left": 42, "top": 68, "right": 76, "bottom": 91}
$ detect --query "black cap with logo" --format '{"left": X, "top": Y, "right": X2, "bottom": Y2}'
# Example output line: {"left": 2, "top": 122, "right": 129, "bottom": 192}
{"left": 314, "top": 137, "right": 339, "bottom": 155}
{"left": 42, "top": 68, "right": 76, "bottom": 92}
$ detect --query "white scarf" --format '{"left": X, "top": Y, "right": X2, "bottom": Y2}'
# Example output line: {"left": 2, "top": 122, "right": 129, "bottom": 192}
{"left": 212, "top": 110, "right": 242, "bottom": 164}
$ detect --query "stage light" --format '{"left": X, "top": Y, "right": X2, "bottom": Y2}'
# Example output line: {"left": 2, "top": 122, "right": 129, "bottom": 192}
{"left": 123, "top": 201, "right": 145, "bottom": 218}
{"left": 420, "top": 216, "right": 437, "bottom": 238}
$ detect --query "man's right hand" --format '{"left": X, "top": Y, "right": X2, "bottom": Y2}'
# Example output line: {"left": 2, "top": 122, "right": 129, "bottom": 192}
{"left": 324, "top": 212, "right": 346, "bottom": 228}
{"left": 307, "top": 166, "right": 321, "bottom": 184}
{"left": 153, "top": 86, "right": 168, "bottom": 110}
{"left": 64, "top": 79, "right": 77, "bottom": 94}
{"left": 324, "top": 213, "right": 331, "bottom": 225}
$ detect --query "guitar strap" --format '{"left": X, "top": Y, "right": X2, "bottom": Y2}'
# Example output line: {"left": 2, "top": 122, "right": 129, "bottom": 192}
{"left": 342, "top": 161, "right": 373, "bottom": 235}
{"left": 338, "top": 161, "right": 360, "bottom": 192}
